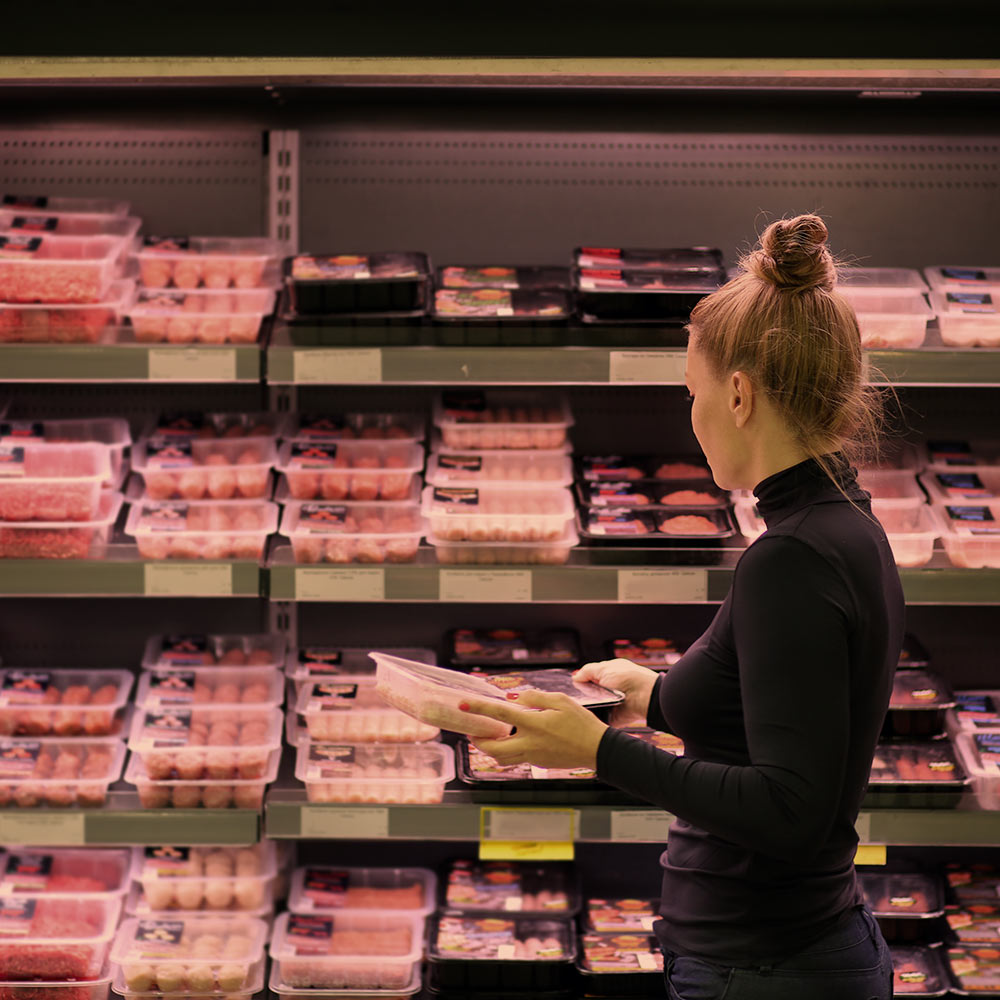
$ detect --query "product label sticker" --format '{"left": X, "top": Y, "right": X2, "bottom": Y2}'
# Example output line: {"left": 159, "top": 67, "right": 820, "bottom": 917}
{"left": 160, "top": 635, "right": 209, "bottom": 664}
{"left": 291, "top": 254, "right": 371, "bottom": 280}
{"left": 3, "top": 195, "right": 48, "bottom": 208}
{"left": 0, "top": 741, "right": 41, "bottom": 778}
{"left": 433, "top": 486, "right": 480, "bottom": 507}
{"left": 611, "top": 638, "right": 680, "bottom": 668}
{"left": 145, "top": 709, "right": 192, "bottom": 746}
{"left": 307, "top": 743, "right": 358, "bottom": 778}
{"left": 941, "top": 267, "right": 988, "bottom": 282}
{"left": 314, "top": 682, "right": 358, "bottom": 706}
{"left": 2, "top": 854, "right": 52, "bottom": 893}
{"left": 140, "top": 504, "right": 190, "bottom": 532}
{"left": 287, "top": 913, "right": 334, "bottom": 952}
{"left": 0, "top": 446, "right": 26, "bottom": 478}
{"left": 0, "top": 234, "right": 43, "bottom": 256}
{"left": 143, "top": 846, "right": 193, "bottom": 876}
{"left": 155, "top": 413, "right": 205, "bottom": 437}
{"left": 975, "top": 733, "right": 1000, "bottom": 769}
{"left": 589, "top": 509, "right": 648, "bottom": 535}
{"left": 9, "top": 215, "right": 59, "bottom": 233}
{"left": 436, "top": 288, "right": 514, "bottom": 317}
{"left": 0, "top": 671, "right": 51, "bottom": 704}
{"left": 581, "top": 455, "right": 642, "bottom": 480}
{"left": 578, "top": 246, "right": 623, "bottom": 266}
{"left": 936, "top": 472, "right": 991, "bottom": 499}
{"left": 290, "top": 442, "right": 339, "bottom": 468}
{"left": 592, "top": 482, "right": 647, "bottom": 505}
{"left": 0, "top": 897, "right": 37, "bottom": 936}
{"left": 146, "top": 437, "right": 195, "bottom": 468}
{"left": 946, "top": 505, "right": 1000, "bottom": 534}
{"left": 442, "top": 390, "right": 487, "bottom": 419}
{"left": 297, "top": 416, "right": 347, "bottom": 439}
{"left": 438, "top": 454, "right": 484, "bottom": 473}
{"left": 142, "top": 236, "right": 192, "bottom": 252}
{"left": 302, "top": 868, "right": 349, "bottom": 908}
{"left": 947, "top": 291, "right": 995, "bottom": 313}
{"left": 148, "top": 671, "right": 197, "bottom": 703}
{"left": 0, "top": 421, "right": 45, "bottom": 441}
{"left": 299, "top": 648, "right": 343, "bottom": 671}
{"left": 135, "top": 919, "right": 185, "bottom": 953}
{"left": 300, "top": 503, "right": 348, "bottom": 532}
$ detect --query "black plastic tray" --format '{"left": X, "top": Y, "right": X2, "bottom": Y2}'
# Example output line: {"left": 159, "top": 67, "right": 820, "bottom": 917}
{"left": 898, "top": 633, "right": 931, "bottom": 669}
{"left": 574, "top": 266, "right": 724, "bottom": 322}
{"left": 442, "top": 859, "right": 581, "bottom": 917}
{"left": 576, "top": 933, "right": 664, "bottom": 996}
{"left": 889, "top": 944, "right": 950, "bottom": 997}
{"left": 864, "top": 739, "right": 970, "bottom": 809}
{"left": 438, "top": 265, "right": 572, "bottom": 290}
{"left": 432, "top": 288, "right": 572, "bottom": 324}
{"left": 284, "top": 252, "right": 430, "bottom": 315}
{"left": 445, "top": 627, "right": 582, "bottom": 670}
{"left": 573, "top": 246, "right": 724, "bottom": 271}
{"left": 576, "top": 478, "right": 725, "bottom": 511}
{"left": 577, "top": 455, "right": 711, "bottom": 482}
{"left": 885, "top": 670, "right": 955, "bottom": 738}
{"left": 859, "top": 871, "right": 946, "bottom": 942}
{"left": 577, "top": 506, "right": 736, "bottom": 547}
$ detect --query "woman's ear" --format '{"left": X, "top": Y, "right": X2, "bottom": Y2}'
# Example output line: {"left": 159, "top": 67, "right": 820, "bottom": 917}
{"left": 730, "top": 371, "right": 754, "bottom": 428}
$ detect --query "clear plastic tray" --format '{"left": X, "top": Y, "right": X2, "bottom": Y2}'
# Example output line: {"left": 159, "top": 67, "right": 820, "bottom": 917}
{"left": 128, "top": 705, "right": 282, "bottom": 781}
{"left": 933, "top": 499, "right": 1000, "bottom": 568}
{"left": 446, "top": 628, "right": 581, "bottom": 669}
{"left": 949, "top": 690, "right": 1000, "bottom": 732}
{"left": 584, "top": 898, "right": 659, "bottom": 934}
{"left": 279, "top": 500, "right": 424, "bottom": 565}
{"left": 123, "top": 883, "right": 274, "bottom": 924}
{"left": 288, "top": 866, "right": 437, "bottom": 916}
{"left": 856, "top": 469, "right": 926, "bottom": 508}
{"left": 422, "top": 485, "right": 573, "bottom": 542}
{"left": 0, "top": 849, "right": 131, "bottom": 898}
{"left": 874, "top": 504, "right": 941, "bottom": 568}
{"left": 131, "top": 843, "right": 278, "bottom": 912}
{"left": 268, "top": 958, "right": 422, "bottom": 1000}
{"left": 928, "top": 289, "right": 1000, "bottom": 348}
{"left": 1, "top": 489, "right": 122, "bottom": 559}
{"left": 1, "top": 195, "right": 129, "bottom": 217}
{"left": 924, "top": 265, "right": 1000, "bottom": 292}
{"left": 1, "top": 417, "right": 130, "bottom": 486}
{"left": 433, "top": 392, "right": 573, "bottom": 451}
{"left": 0, "top": 442, "right": 111, "bottom": 521}
{"left": 135, "top": 667, "right": 283, "bottom": 711}
{"left": 426, "top": 451, "right": 573, "bottom": 488}
{"left": 954, "top": 731, "right": 1000, "bottom": 810}
{"left": 286, "top": 647, "right": 436, "bottom": 688}
{"left": 131, "top": 436, "right": 276, "bottom": 501}
{"left": 444, "top": 860, "right": 579, "bottom": 916}
{"left": 112, "top": 955, "right": 266, "bottom": 1000}
{"left": 136, "top": 237, "right": 282, "bottom": 289}
{"left": 888, "top": 945, "right": 949, "bottom": 997}
{"left": 427, "top": 522, "right": 579, "bottom": 566}
{"left": 294, "top": 681, "right": 439, "bottom": 744}
{"left": 269, "top": 911, "right": 423, "bottom": 990}
{"left": 837, "top": 267, "right": 928, "bottom": 292}
{"left": 294, "top": 741, "right": 454, "bottom": 804}
{"left": 0, "top": 738, "right": 125, "bottom": 808}
{"left": 126, "top": 288, "right": 277, "bottom": 345}
{"left": 921, "top": 468, "right": 1000, "bottom": 503}
{"left": 277, "top": 441, "right": 424, "bottom": 503}
{"left": 0, "top": 235, "right": 124, "bottom": 304}
{"left": 839, "top": 289, "right": 933, "bottom": 349}
{"left": 0, "top": 280, "right": 136, "bottom": 344}
{"left": 124, "top": 748, "right": 281, "bottom": 810}
{"left": 0, "top": 895, "right": 121, "bottom": 980}
{"left": 141, "top": 411, "right": 285, "bottom": 443}
{"left": 142, "top": 633, "right": 286, "bottom": 670}
{"left": 0, "top": 208, "right": 139, "bottom": 239}
{"left": 111, "top": 914, "right": 268, "bottom": 994}
{"left": 0, "top": 964, "right": 114, "bottom": 1000}
{"left": 0, "top": 667, "right": 133, "bottom": 737}
{"left": 922, "top": 438, "right": 1000, "bottom": 469}
{"left": 125, "top": 500, "right": 279, "bottom": 561}
{"left": 289, "top": 413, "right": 425, "bottom": 444}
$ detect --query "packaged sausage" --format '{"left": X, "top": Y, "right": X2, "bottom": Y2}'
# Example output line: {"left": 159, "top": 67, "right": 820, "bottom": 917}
{"left": 584, "top": 898, "right": 659, "bottom": 934}
{"left": 287, "top": 866, "right": 436, "bottom": 916}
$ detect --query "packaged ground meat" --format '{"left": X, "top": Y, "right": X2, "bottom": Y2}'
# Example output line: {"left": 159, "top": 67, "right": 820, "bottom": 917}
{"left": 446, "top": 628, "right": 581, "bottom": 669}
{"left": 0, "top": 235, "right": 123, "bottom": 304}
{"left": 434, "top": 391, "right": 573, "bottom": 451}
{"left": 444, "top": 861, "right": 579, "bottom": 916}
{"left": 0, "top": 669, "right": 132, "bottom": 737}
{"left": 0, "top": 849, "right": 131, "bottom": 899}
{"left": 0, "top": 443, "right": 110, "bottom": 522}
{"left": 577, "top": 454, "right": 710, "bottom": 482}
{"left": 578, "top": 506, "right": 735, "bottom": 545}
{"left": 0, "top": 738, "right": 125, "bottom": 808}
{"left": 135, "top": 237, "right": 281, "bottom": 290}
{"left": 577, "top": 478, "right": 725, "bottom": 510}
{"left": 143, "top": 633, "right": 286, "bottom": 671}
{"left": 0, "top": 491, "right": 122, "bottom": 560}
{"left": 0, "top": 280, "right": 135, "bottom": 344}
{"left": 1, "top": 418, "right": 130, "bottom": 487}
{"left": 287, "top": 866, "right": 436, "bottom": 916}
{"left": 0, "top": 965, "right": 114, "bottom": 1000}
{"left": 284, "top": 253, "right": 430, "bottom": 316}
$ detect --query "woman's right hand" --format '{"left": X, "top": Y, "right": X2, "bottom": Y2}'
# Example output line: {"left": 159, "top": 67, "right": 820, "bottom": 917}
{"left": 573, "top": 659, "right": 660, "bottom": 727}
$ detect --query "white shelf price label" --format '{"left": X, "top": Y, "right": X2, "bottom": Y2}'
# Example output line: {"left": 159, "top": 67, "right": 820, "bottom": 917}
{"left": 439, "top": 569, "right": 532, "bottom": 602}
{"left": 295, "top": 567, "right": 386, "bottom": 601}
{"left": 610, "top": 810, "right": 672, "bottom": 843}
{"left": 617, "top": 568, "right": 707, "bottom": 603}
{"left": 293, "top": 349, "right": 382, "bottom": 384}
{"left": 301, "top": 806, "right": 390, "bottom": 839}
{"left": 144, "top": 563, "right": 233, "bottom": 596}
{"left": 480, "top": 807, "right": 576, "bottom": 861}
{"left": 609, "top": 351, "right": 686, "bottom": 384}
{"left": 148, "top": 348, "right": 237, "bottom": 382}
{"left": 0, "top": 811, "right": 86, "bottom": 845}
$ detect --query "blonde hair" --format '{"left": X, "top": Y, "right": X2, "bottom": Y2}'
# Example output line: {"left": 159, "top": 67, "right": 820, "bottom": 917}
{"left": 688, "top": 214, "right": 885, "bottom": 477}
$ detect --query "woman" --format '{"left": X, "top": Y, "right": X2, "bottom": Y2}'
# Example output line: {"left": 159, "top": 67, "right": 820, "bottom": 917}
{"left": 459, "top": 215, "right": 903, "bottom": 999}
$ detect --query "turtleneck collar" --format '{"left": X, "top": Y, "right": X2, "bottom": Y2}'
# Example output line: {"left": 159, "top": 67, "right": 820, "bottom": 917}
{"left": 753, "top": 453, "right": 869, "bottom": 530}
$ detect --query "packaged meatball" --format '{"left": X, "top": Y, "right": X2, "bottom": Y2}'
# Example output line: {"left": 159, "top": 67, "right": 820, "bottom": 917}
{"left": 444, "top": 860, "right": 579, "bottom": 916}
{"left": 135, "top": 236, "right": 282, "bottom": 290}
{"left": 142, "top": 633, "right": 287, "bottom": 671}
{"left": 865, "top": 739, "right": 970, "bottom": 808}
{"left": 287, "top": 866, "right": 437, "bottom": 917}
{"left": 584, "top": 898, "right": 659, "bottom": 934}
{"left": 0, "top": 848, "right": 131, "bottom": 898}
{"left": 135, "top": 668, "right": 283, "bottom": 712}
{"left": 143, "top": 411, "right": 285, "bottom": 444}
{"left": 285, "top": 646, "right": 436, "bottom": 690}
{"left": 288, "top": 412, "right": 425, "bottom": 445}
{"left": 0, "top": 737, "right": 125, "bottom": 808}
{"left": 422, "top": 486, "right": 574, "bottom": 543}
{"left": 427, "top": 450, "right": 573, "bottom": 489}
{"left": 0, "top": 668, "right": 133, "bottom": 737}
{"left": 445, "top": 628, "right": 581, "bottom": 670}
{"left": 124, "top": 500, "right": 279, "bottom": 561}
{"left": 123, "top": 883, "right": 274, "bottom": 925}
{"left": 125, "top": 287, "right": 277, "bottom": 345}
{"left": 886, "top": 671, "right": 955, "bottom": 738}
{"left": 606, "top": 637, "right": 684, "bottom": 669}
{"left": 112, "top": 956, "right": 266, "bottom": 1000}
{"left": 438, "top": 266, "right": 571, "bottom": 290}
{"left": 0, "top": 441, "right": 110, "bottom": 522}
{"left": 888, "top": 944, "right": 949, "bottom": 996}
{"left": 0, "top": 279, "right": 136, "bottom": 344}
{"left": 284, "top": 252, "right": 430, "bottom": 316}
{"left": 295, "top": 680, "right": 440, "bottom": 743}
{"left": 858, "top": 872, "right": 945, "bottom": 941}
{"left": 269, "top": 910, "right": 424, "bottom": 990}
{"left": 111, "top": 914, "right": 269, "bottom": 994}
{"left": 577, "top": 932, "right": 663, "bottom": 993}
{"left": 0, "top": 234, "right": 124, "bottom": 304}
{"left": 428, "top": 913, "right": 575, "bottom": 992}
{"left": 433, "top": 391, "right": 573, "bottom": 451}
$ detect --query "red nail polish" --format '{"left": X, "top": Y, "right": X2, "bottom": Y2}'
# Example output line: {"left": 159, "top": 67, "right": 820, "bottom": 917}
{"left": 459, "top": 702, "right": 469, "bottom": 712}
{"left": 506, "top": 693, "right": 519, "bottom": 700}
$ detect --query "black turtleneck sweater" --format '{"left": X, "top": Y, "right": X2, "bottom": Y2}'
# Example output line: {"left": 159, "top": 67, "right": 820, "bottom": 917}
{"left": 596, "top": 456, "right": 905, "bottom": 966}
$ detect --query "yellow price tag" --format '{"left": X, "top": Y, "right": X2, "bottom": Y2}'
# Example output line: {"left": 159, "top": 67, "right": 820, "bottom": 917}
{"left": 479, "top": 807, "right": 575, "bottom": 861}
{"left": 854, "top": 844, "right": 887, "bottom": 866}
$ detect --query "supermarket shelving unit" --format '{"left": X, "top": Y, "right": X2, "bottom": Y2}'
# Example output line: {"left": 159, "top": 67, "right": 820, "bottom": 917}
{"left": 1, "top": 59, "right": 999, "bottom": 857}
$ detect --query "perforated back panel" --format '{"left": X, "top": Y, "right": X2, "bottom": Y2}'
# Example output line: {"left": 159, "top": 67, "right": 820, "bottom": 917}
{"left": 300, "top": 129, "right": 1000, "bottom": 267}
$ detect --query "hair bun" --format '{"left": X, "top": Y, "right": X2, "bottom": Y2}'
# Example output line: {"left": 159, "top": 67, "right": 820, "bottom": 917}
{"left": 746, "top": 214, "right": 835, "bottom": 292}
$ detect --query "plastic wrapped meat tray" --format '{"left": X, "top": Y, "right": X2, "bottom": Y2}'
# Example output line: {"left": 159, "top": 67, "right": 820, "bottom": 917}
{"left": 432, "top": 289, "right": 571, "bottom": 344}
{"left": 445, "top": 628, "right": 581, "bottom": 669}
{"left": 289, "top": 413, "right": 425, "bottom": 445}
{"left": 434, "top": 391, "right": 573, "bottom": 451}
{"left": 295, "top": 680, "right": 439, "bottom": 743}
{"left": 0, "top": 738, "right": 125, "bottom": 808}
{"left": 0, "top": 280, "right": 136, "bottom": 343}
{"left": 143, "top": 633, "right": 286, "bottom": 670}
{"left": 0, "top": 965, "right": 114, "bottom": 1000}
{"left": 125, "top": 500, "right": 278, "bottom": 561}
{"left": 422, "top": 485, "right": 574, "bottom": 542}
{"left": 0, "top": 442, "right": 111, "bottom": 522}
{"left": 456, "top": 739, "right": 598, "bottom": 798}
{"left": 933, "top": 499, "right": 1000, "bottom": 569}
{"left": 444, "top": 860, "right": 579, "bottom": 916}
{"left": 426, "top": 450, "right": 572, "bottom": 488}
{"left": 953, "top": 732, "right": 1000, "bottom": 810}
{"left": 0, "top": 490, "right": 122, "bottom": 560}
{"left": 284, "top": 253, "right": 430, "bottom": 316}
{"left": 888, "top": 945, "right": 949, "bottom": 996}
{"left": 428, "top": 913, "right": 575, "bottom": 992}
{"left": 0, "top": 849, "right": 131, "bottom": 898}
{"left": 288, "top": 866, "right": 436, "bottom": 916}
{"left": 285, "top": 646, "right": 436, "bottom": 690}
{"left": 857, "top": 469, "right": 927, "bottom": 509}
{"left": 577, "top": 933, "right": 663, "bottom": 995}
{"left": 839, "top": 288, "right": 934, "bottom": 349}
{"left": 113, "top": 957, "right": 265, "bottom": 1000}
{"left": 0, "top": 668, "right": 132, "bottom": 737}
{"left": 123, "top": 884, "right": 273, "bottom": 925}
{"left": 125, "top": 288, "right": 277, "bottom": 345}
{"left": 136, "top": 237, "right": 281, "bottom": 289}
{"left": 0, "top": 234, "right": 124, "bottom": 304}
{"left": 576, "top": 477, "right": 725, "bottom": 509}
{"left": 857, "top": 872, "right": 945, "bottom": 941}
{"left": 864, "top": 739, "right": 970, "bottom": 808}
{"left": 277, "top": 441, "right": 423, "bottom": 503}
{"left": 574, "top": 246, "right": 724, "bottom": 271}
{"left": 293, "top": 741, "right": 453, "bottom": 804}
{"left": 1, "top": 417, "right": 130, "bottom": 487}
{"left": 427, "top": 522, "right": 579, "bottom": 565}
{"left": 134, "top": 667, "right": 283, "bottom": 711}
{"left": 268, "top": 957, "right": 422, "bottom": 1000}
{"left": 0, "top": 895, "right": 121, "bottom": 980}
{"left": 578, "top": 505, "right": 736, "bottom": 551}
{"left": 885, "top": 670, "right": 955, "bottom": 737}
{"left": 838, "top": 267, "right": 928, "bottom": 293}
{"left": 438, "top": 266, "right": 570, "bottom": 290}
{"left": 125, "top": 749, "right": 280, "bottom": 810}
{"left": 111, "top": 914, "right": 268, "bottom": 994}
{"left": 131, "top": 843, "right": 277, "bottom": 913}
{"left": 371, "top": 652, "right": 621, "bottom": 739}
{"left": 584, "top": 898, "right": 659, "bottom": 934}
{"left": 269, "top": 911, "right": 423, "bottom": 990}
{"left": 577, "top": 454, "right": 711, "bottom": 481}
{"left": 575, "top": 267, "right": 724, "bottom": 323}
{"left": 279, "top": 500, "right": 423, "bottom": 565}
{"left": 949, "top": 690, "right": 1000, "bottom": 732}
{"left": 0, "top": 207, "right": 139, "bottom": 240}
{"left": 1, "top": 195, "right": 128, "bottom": 216}
{"left": 606, "top": 637, "right": 684, "bottom": 669}
{"left": 929, "top": 289, "right": 1000, "bottom": 348}
{"left": 143, "top": 410, "right": 284, "bottom": 442}
{"left": 922, "top": 466, "right": 1000, "bottom": 502}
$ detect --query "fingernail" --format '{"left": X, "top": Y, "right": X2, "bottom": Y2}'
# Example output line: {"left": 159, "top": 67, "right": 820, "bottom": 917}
{"left": 459, "top": 702, "right": 469, "bottom": 712}
{"left": 506, "top": 692, "right": 519, "bottom": 700}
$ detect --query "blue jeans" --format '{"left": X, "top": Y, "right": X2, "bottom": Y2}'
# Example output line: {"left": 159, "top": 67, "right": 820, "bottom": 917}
{"left": 664, "top": 904, "right": 893, "bottom": 1000}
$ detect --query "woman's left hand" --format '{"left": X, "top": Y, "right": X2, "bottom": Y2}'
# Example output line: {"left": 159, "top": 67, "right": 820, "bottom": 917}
{"left": 462, "top": 690, "right": 609, "bottom": 770}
